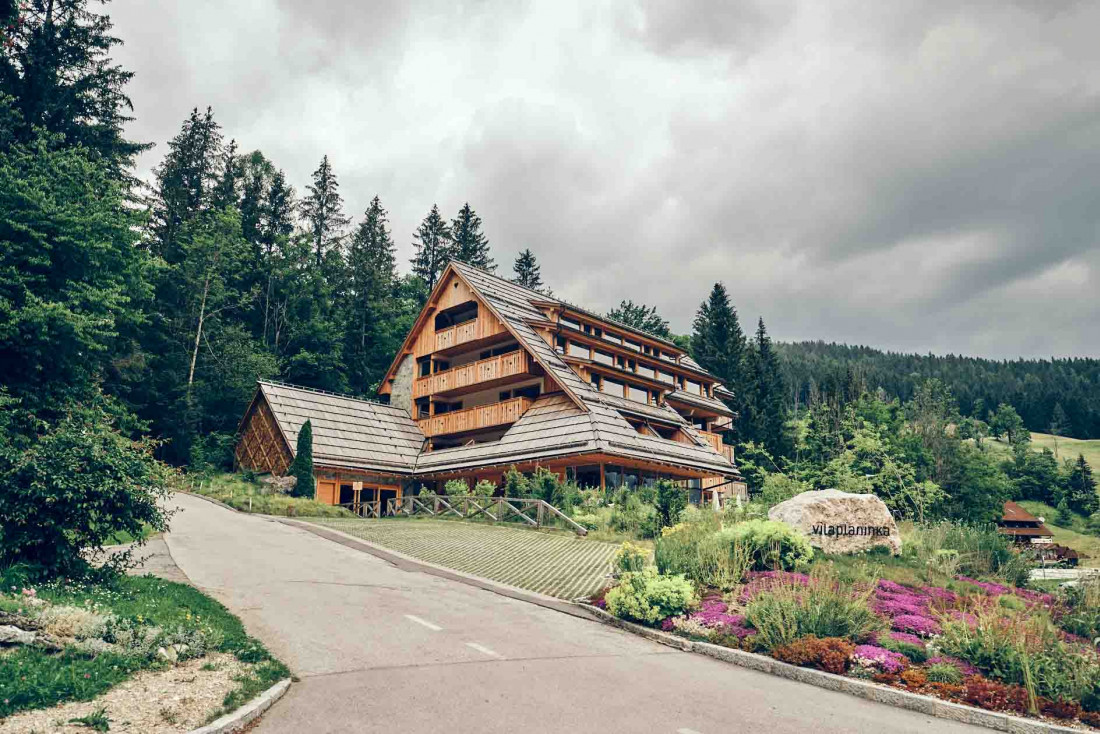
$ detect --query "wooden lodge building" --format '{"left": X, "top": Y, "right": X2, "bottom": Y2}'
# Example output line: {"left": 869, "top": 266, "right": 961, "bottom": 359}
{"left": 235, "top": 261, "right": 745, "bottom": 514}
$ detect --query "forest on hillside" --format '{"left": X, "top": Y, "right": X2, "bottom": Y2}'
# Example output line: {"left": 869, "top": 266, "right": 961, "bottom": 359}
{"left": 777, "top": 342, "right": 1100, "bottom": 440}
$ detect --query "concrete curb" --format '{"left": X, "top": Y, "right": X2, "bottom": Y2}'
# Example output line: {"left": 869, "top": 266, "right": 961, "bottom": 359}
{"left": 279, "top": 519, "right": 603, "bottom": 623}
{"left": 175, "top": 490, "right": 241, "bottom": 514}
{"left": 187, "top": 678, "right": 291, "bottom": 734}
{"left": 581, "top": 605, "right": 1082, "bottom": 734}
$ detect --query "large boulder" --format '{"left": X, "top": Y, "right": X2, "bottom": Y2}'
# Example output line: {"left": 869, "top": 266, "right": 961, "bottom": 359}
{"left": 768, "top": 489, "right": 901, "bottom": 555}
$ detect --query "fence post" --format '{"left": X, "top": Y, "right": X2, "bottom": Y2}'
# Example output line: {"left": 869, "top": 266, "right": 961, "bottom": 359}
{"left": 537, "top": 501, "right": 544, "bottom": 529}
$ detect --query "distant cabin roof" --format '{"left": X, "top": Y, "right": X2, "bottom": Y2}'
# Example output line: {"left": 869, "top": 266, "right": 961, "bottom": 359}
{"left": 1002, "top": 501, "right": 1043, "bottom": 524}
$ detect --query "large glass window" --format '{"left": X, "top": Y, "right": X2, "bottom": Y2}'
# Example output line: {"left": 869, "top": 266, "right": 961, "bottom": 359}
{"left": 594, "top": 349, "right": 614, "bottom": 366}
{"left": 603, "top": 377, "right": 625, "bottom": 397}
{"left": 626, "top": 384, "right": 649, "bottom": 403}
{"left": 560, "top": 316, "right": 581, "bottom": 331}
{"left": 567, "top": 341, "right": 590, "bottom": 359}
{"left": 574, "top": 465, "right": 601, "bottom": 489}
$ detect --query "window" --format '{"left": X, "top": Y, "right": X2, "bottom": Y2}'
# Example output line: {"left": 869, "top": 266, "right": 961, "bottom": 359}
{"left": 636, "top": 363, "right": 655, "bottom": 379}
{"left": 573, "top": 465, "right": 601, "bottom": 489}
{"left": 603, "top": 377, "right": 625, "bottom": 397}
{"left": 657, "top": 370, "right": 675, "bottom": 385}
{"left": 624, "top": 339, "right": 642, "bottom": 352}
{"left": 417, "top": 357, "right": 432, "bottom": 377}
{"left": 567, "top": 342, "right": 590, "bottom": 359}
{"left": 626, "top": 384, "right": 648, "bottom": 403}
{"left": 602, "top": 332, "right": 622, "bottom": 345}
{"left": 434, "top": 301, "right": 478, "bottom": 330}
{"left": 560, "top": 316, "right": 581, "bottom": 331}
{"left": 642, "top": 344, "right": 652, "bottom": 355}
{"left": 483, "top": 343, "right": 520, "bottom": 360}
{"left": 594, "top": 349, "right": 614, "bottom": 366}
{"left": 685, "top": 379, "right": 701, "bottom": 395}
{"left": 513, "top": 384, "right": 541, "bottom": 400}
{"left": 590, "top": 373, "right": 602, "bottom": 390}
{"left": 555, "top": 335, "right": 566, "bottom": 353}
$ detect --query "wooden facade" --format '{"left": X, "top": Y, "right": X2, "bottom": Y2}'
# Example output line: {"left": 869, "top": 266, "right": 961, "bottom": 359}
{"left": 413, "top": 350, "right": 531, "bottom": 399}
{"left": 235, "top": 397, "right": 292, "bottom": 476}
{"left": 417, "top": 396, "right": 533, "bottom": 438}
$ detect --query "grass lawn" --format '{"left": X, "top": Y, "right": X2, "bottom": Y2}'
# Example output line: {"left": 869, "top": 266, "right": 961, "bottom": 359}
{"left": 102, "top": 524, "right": 154, "bottom": 546}
{"left": 987, "top": 431, "right": 1100, "bottom": 470}
{"left": 1017, "top": 500, "right": 1100, "bottom": 568}
{"left": 0, "top": 574, "right": 289, "bottom": 722}
{"left": 187, "top": 472, "right": 352, "bottom": 517}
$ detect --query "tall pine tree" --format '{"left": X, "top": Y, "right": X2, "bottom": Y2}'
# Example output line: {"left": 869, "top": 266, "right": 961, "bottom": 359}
{"left": 606, "top": 300, "right": 671, "bottom": 338}
{"left": 0, "top": 0, "right": 150, "bottom": 172}
{"left": 1064, "top": 454, "right": 1098, "bottom": 516}
{"left": 344, "top": 196, "right": 399, "bottom": 392}
{"left": 410, "top": 204, "right": 452, "bottom": 298}
{"left": 512, "top": 248, "right": 543, "bottom": 291}
{"left": 744, "top": 318, "right": 791, "bottom": 458}
{"left": 450, "top": 202, "right": 494, "bottom": 271}
{"left": 300, "top": 155, "right": 349, "bottom": 269}
{"left": 690, "top": 283, "right": 747, "bottom": 418}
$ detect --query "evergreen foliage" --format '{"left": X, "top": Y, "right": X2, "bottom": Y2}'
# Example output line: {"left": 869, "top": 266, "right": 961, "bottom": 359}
{"left": 410, "top": 204, "right": 452, "bottom": 298}
{"left": 512, "top": 248, "right": 543, "bottom": 291}
{"left": 450, "top": 202, "right": 494, "bottom": 272}
{"left": 300, "top": 155, "right": 350, "bottom": 269}
{"left": 289, "top": 419, "right": 314, "bottom": 498}
{"left": 1065, "top": 454, "right": 1098, "bottom": 516}
{"left": 606, "top": 300, "right": 671, "bottom": 338}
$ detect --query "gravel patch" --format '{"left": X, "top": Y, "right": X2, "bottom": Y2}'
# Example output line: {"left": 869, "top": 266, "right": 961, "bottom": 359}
{"left": 0, "top": 653, "right": 251, "bottom": 733}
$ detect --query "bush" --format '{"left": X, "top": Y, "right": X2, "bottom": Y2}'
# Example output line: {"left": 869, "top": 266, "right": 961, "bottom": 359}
{"left": 655, "top": 479, "right": 688, "bottom": 529}
{"left": 604, "top": 568, "right": 697, "bottom": 625}
{"left": 772, "top": 636, "right": 854, "bottom": 675}
{"left": 502, "top": 466, "right": 532, "bottom": 498}
{"left": 474, "top": 480, "right": 496, "bottom": 497}
{"left": 613, "top": 542, "right": 648, "bottom": 573}
{"left": 906, "top": 521, "right": 1033, "bottom": 586}
{"left": 757, "top": 473, "right": 811, "bottom": 508}
{"left": 653, "top": 522, "right": 751, "bottom": 591}
{"left": 725, "top": 519, "right": 813, "bottom": 571}
{"left": 444, "top": 478, "right": 470, "bottom": 495}
{"left": 610, "top": 495, "right": 660, "bottom": 538}
{"left": 0, "top": 402, "right": 174, "bottom": 580}
{"left": 744, "top": 571, "right": 883, "bottom": 650}
{"left": 926, "top": 662, "right": 964, "bottom": 684}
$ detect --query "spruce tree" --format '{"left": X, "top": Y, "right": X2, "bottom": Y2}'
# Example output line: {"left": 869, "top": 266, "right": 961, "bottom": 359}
{"left": 410, "top": 204, "right": 452, "bottom": 297}
{"left": 1065, "top": 454, "right": 1098, "bottom": 516}
{"left": 745, "top": 318, "right": 791, "bottom": 458}
{"left": 450, "top": 202, "right": 494, "bottom": 271}
{"left": 289, "top": 419, "right": 315, "bottom": 497}
{"left": 690, "top": 283, "right": 747, "bottom": 412}
{"left": 300, "top": 155, "right": 350, "bottom": 268}
{"left": 345, "top": 196, "right": 398, "bottom": 392}
{"left": 606, "top": 300, "right": 671, "bottom": 338}
{"left": 512, "top": 248, "right": 543, "bottom": 291}
{"left": 0, "top": 0, "right": 150, "bottom": 171}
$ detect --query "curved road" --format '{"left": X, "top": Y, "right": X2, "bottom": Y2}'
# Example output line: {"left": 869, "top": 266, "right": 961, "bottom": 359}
{"left": 164, "top": 494, "right": 982, "bottom": 734}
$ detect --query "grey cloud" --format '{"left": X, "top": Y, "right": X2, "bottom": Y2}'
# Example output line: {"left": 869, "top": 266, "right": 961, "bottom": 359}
{"left": 107, "top": 0, "right": 1100, "bottom": 359}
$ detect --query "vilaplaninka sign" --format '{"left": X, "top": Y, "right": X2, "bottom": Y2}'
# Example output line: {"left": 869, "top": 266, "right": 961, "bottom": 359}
{"left": 811, "top": 523, "right": 893, "bottom": 538}
{"left": 769, "top": 489, "right": 902, "bottom": 555}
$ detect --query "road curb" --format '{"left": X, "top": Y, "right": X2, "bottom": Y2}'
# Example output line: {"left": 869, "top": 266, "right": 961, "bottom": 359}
{"left": 581, "top": 605, "right": 1080, "bottom": 734}
{"left": 187, "top": 678, "right": 291, "bottom": 734}
{"left": 175, "top": 490, "right": 241, "bottom": 514}
{"left": 279, "top": 519, "right": 603, "bottom": 623}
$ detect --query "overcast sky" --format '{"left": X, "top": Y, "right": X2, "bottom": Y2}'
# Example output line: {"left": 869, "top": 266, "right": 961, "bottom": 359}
{"left": 109, "top": 0, "right": 1100, "bottom": 359}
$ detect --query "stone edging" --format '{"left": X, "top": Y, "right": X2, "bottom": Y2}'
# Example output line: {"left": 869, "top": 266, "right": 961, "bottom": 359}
{"left": 582, "top": 605, "right": 1081, "bottom": 734}
{"left": 174, "top": 490, "right": 241, "bottom": 514}
{"left": 187, "top": 678, "right": 291, "bottom": 734}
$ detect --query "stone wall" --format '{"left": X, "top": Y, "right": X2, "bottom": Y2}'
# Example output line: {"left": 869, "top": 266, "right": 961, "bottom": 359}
{"left": 390, "top": 354, "right": 415, "bottom": 415}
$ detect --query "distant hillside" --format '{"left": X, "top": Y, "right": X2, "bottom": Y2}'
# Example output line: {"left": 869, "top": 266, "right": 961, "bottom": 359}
{"left": 776, "top": 341, "right": 1100, "bottom": 440}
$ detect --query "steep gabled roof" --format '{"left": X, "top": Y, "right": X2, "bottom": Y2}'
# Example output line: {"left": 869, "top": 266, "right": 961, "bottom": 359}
{"left": 259, "top": 381, "right": 423, "bottom": 474}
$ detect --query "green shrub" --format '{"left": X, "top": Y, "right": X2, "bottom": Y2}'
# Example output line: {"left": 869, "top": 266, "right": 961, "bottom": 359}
{"left": 725, "top": 519, "right": 813, "bottom": 571}
{"left": 0, "top": 402, "right": 174, "bottom": 580}
{"left": 474, "top": 480, "right": 496, "bottom": 497}
{"left": 907, "top": 521, "right": 1034, "bottom": 586}
{"left": 655, "top": 522, "right": 751, "bottom": 591}
{"left": 757, "top": 473, "right": 811, "bottom": 508}
{"left": 613, "top": 542, "right": 649, "bottom": 573}
{"left": 1058, "top": 581, "right": 1100, "bottom": 642}
{"left": 655, "top": 479, "right": 688, "bottom": 529}
{"left": 880, "top": 636, "right": 928, "bottom": 663}
{"left": 503, "top": 466, "right": 532, "bottom": 498}
{"left": 610, "top": 495, "right": 660, "bottom": 538}
{"left": 444, "top": 478, "right": 470, "bottom": 495}
{"left": 744, "top": 571, "right": 883, "bottom": 650}
{"left": 926, "top": 662, "right": 964, "bottom": 684}
{"left": 604, "top": 568, "right": 697, "bottom": 625}
{"left": 288, "top": 419, "right": 314, "bottom": 498}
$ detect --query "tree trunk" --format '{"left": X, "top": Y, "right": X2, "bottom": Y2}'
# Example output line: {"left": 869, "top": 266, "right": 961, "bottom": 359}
{"left": 188, "top": 275, "right": 211, "bottom": 393}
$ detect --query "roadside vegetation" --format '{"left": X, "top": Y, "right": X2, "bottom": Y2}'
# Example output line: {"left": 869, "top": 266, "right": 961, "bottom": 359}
{"left": 594, "top": 503, "right": 1100, "bottom": 729}
{"left": 187, "top": 472, "right": 352, "bottom": 517}
{"left": 0, "top": 572, "right": 288, "bottom": 726}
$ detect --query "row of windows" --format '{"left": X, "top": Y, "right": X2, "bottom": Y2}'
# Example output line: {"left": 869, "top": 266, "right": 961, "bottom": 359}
{"left": 556, "top": 336, "right": 710, "bottom": 397}
{"left": 590, "top": 373, "right": 660, "bottom": 405}
{"left": 558, "top": 314, "right": 677, "bottom": 362}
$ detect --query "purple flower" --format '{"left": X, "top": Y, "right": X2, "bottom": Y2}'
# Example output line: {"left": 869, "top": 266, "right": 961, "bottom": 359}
{"left": 661, "top": 617, "right": 677, "bottom": 631}
{"left": 920, "top": 586, "right": 958, "bottom": 604}
{"left": 926, "top": 656, "right": 978, "bottom": 676}
{"left": 738, "top": 571, "right": 810, "bottom": 603}
{"left": 877, "top": 580, "right": 909, "bottom": 594}
{"left": 889, "top": 632, "right": 927, "bottom": 648}
{"left": 948, "top": 610, "right": 978, "bottom": 628}
{"left": 956, "top": 575, "right": 1010, "bottom": 597}
{"left": 852, "top": 645, "right": 909, "bottom": 674}
{"left": 892, "top": 614, "right": 942, "bottom": 637}
{"left": 873, "top": 597, "right": 929, "bottom": 617}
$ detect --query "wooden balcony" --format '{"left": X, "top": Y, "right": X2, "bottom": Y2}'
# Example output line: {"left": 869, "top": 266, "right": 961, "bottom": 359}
{"left": 435, "top": 318, "right": 482, "bottom": 352}
{"left": 413, "top": 351, "right": 530, "bottom": 399}
{"left": 418, "top": 396, "right": 533, "bottom": 438}
{"left": 700, "top": 431, "right": 735, "bottom": 462}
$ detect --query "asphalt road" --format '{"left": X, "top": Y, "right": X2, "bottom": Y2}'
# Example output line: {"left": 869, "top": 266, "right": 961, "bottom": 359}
{"left": 163, "top": 494, "right": 983, "bottom": 734}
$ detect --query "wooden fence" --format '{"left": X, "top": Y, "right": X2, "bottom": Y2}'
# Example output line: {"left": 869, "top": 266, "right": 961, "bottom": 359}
{"left": 386, "top": 494, "right": 589, "bottom": 536}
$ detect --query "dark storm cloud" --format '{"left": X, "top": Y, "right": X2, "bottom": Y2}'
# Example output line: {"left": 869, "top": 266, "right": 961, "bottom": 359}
{"left": 109, "top": 0, "right": 1100, "bottom": 358}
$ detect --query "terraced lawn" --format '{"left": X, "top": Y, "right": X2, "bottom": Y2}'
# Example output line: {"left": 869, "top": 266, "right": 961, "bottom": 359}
{"left": 308, "top": 517, "right": 618, "bottom": 599}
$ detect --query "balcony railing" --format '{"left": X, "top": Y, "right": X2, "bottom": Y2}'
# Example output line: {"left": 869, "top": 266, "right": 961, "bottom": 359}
{"left": 413, "top": 351, "right": 530, "bottom": 399}
{"left": 418, "top": 396, "right": 532, "bottom": 438}
{"left": 700, "top": 431, "right": 735, "bottom": 462}
{"left": 435, "top": 318, "right": 481, "bottom": 352}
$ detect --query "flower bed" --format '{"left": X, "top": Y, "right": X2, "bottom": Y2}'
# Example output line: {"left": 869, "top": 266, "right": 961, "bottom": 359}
{"left": 595, "top": 547, "right": 1100, "bottom": 729}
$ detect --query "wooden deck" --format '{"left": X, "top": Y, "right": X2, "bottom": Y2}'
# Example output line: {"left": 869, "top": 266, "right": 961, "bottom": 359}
{"left": 417, "top": 396, "right": 533, "bottom": 437}
{"left": 413, "top": 351, "right": 530, "bottom": 398}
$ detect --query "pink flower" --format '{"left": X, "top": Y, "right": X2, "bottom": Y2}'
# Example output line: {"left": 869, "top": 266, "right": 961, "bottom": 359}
{"left": 892, "top": 614, "right": 942, "bottom": 637}
{"left": 889, "top": 631, "right": 927, "bottom": 648}
{"left": 20, "top": 588, "right": 35, "bottom": 597}
{"left": 926, "top": 656, "right": 978, "bottom": 676}
{"left": 852, "top": 645, "right": 908, "bottom": 674}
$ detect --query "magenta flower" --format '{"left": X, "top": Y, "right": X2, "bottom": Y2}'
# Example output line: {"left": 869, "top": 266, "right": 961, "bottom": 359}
{"left": 852, "top": 645, "right": 908, "bottom": 674}
{"left": 888, "top": 631, "right": 927, "bottom": 648}
{"left": 892, "top": 614, "right": 942, "bottom": 637}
